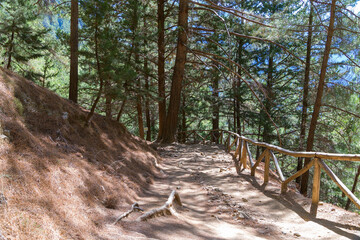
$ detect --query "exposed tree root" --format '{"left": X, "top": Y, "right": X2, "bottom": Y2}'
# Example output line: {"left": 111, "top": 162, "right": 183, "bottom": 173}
{"left": 137, "top": 190, "right": 182, "bottom": 221}
{"left": 113, "top": 202, "right": 143, "bottom": 224}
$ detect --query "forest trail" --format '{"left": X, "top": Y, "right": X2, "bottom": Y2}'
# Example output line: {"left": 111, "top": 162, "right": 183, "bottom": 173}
{"left": 104, "top": 143, "right": 360, "bottom": 240}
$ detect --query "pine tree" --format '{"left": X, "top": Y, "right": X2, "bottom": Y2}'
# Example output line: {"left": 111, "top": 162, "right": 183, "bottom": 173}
{"left": 0, "top": 0, "right": 49, "bottom": 70}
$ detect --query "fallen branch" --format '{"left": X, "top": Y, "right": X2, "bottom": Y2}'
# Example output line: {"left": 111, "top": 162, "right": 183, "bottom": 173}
{"left": 113, "top": 202, "right": 143, "bottom": 224}
{"left": 137, "top": 190, "right": 182, "bottom": 221}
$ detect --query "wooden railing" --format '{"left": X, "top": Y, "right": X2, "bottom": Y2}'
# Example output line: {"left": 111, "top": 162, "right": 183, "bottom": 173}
{"left": 180, "top": 129, "right": 360, "bottom": 217}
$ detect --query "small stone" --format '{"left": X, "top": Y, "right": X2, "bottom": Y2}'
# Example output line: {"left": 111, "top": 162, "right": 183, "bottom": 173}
{"left": 176, "top": 186, "right": 181, "bottom": 190}
{"left": 294, "top": 233, "right": 301, "bottom": 237}
{"left": 0, "top": 135, "right": 9, "bottom": 141}
{"left": 62, "top": 112, "right": 68, "bottom": 120}
{"left": 242, "top": 198, "right": 248, "bottom": 202}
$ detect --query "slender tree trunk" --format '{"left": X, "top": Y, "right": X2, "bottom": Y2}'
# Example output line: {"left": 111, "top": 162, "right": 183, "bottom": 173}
{"left": 236, "top": 38, "right": 244, "bottom": 135}
{"left": 105, "top": 80, "right": 112, "bottom": 119}
{"left": 180, "top": 93, "right": 187, "bottom": 143}
{"left": 116, "top": 99, "right": 127, "bottom": 122}
{"left": 145, "top": 79, "right": 151, "bottom": 141}
{"left": 157, "top": 0, "right": 166, "bottom": 139}
{"left": 212, "top": 70, "right": 220, "bottom": 143}
{"left": 345, "top": 166, "right": 360, "bottom": 210}
{"left": 233, "top": 95, "right": 237, "bottom": 133}
{"left": 144, "top": 14, "right": 152, "bottom": 141}
{"left": 300, "top": 0, "right": 337, "bottom": 195}
{"left": 158, "top": 0, "right": 188, "bottom": 143}
{"left": 296, "top": 5, "right": 313, "bottom": 184}
{"left": 69, "top": 0, "right": 79, "bottom": 103}
{"left": 136, "top": 93, "right": 145, "bottom": 139}
{"left": 6, "top": 22, "right": 15, "bottom": 69}
{"left": 262, "top": 44, "right": 274, "bottom": 144}
{"left": 144, "top": 68, "right": 151, "bottom": 141}
{"left": 86, "top": 22, "right": 103, "bottom": 124}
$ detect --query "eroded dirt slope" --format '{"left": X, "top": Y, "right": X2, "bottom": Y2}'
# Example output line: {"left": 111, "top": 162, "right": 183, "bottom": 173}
{"left": 0, "top": 67, "right": 161, "bottom": 239}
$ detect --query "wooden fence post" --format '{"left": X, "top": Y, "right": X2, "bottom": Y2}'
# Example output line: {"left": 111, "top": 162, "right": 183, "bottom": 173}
{"left": 226, "top": 135, "right": 231, "bottom": 153}
{"left": 246, "top": 142, "right": 254, "bottom": 168}
{"left": 264, "top": 149, "right": 270, "bottom": 183}
{"left": 240, "top": 141, "right": 248, "bottom": 169}
{"left": 310, "top": 158, "right": 321, "bottom": 216}
{"left": 235, "top": 138, "right": 240, "bottom": 158}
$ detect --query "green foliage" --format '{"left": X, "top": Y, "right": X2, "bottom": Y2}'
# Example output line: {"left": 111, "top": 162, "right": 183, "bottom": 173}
{"left": 0, "top": 0, "right": 50, "bottom": 70}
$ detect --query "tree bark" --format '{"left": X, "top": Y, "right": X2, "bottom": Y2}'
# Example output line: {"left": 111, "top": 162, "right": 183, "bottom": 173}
{"left": 158, "top": 0, "right": 188, "bottom": 143}
{"left": 211, "top": 68, "right": 220, "bottom": 143}
{"left": 300, "top": 0, "right": 337, "bottom": 195}
{"left": 6, "top": 21, "right": 15, "bottom": 69}
{"left": 69, "top": 0, "right": 79, "bottom": 103}
{"left": 262, "top": 44, "right": 274, "bottom": 144}
{"left": 157, "top": 0, "right": 166, "bottom": 139}
{"left": 296, "top": 5, "right": 313, "bottom": 184}
{"left": 116, "top": 99, "right": 127, "bottom": 122}
{"left": 345, "top": 165, "right": 360, "bottom": 210}
{"left": 105, "top": 80, "right": 112, "bottom": 119}
{"left": 235, "top": 38, "right": 244, "bottom": 135}
{"left": 136, "top": 93, "right": 145, "bottom": 139}
{"left": 86, "top": 21, "right": 103, "bottom": 124}
{"left": 179, "top": 92, "right": 187, "bottom": 143}
{"left": 144, "top": 13, "right": 152, "bottom": 141}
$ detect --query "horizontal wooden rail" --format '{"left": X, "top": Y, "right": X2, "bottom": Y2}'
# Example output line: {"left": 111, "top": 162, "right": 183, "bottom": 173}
{"left": 178, "top": 129, "right": 360, "bottom": 217}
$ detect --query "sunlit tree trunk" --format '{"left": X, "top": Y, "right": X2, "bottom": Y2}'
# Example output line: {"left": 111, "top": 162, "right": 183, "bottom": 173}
{"left": 296, "top": 5, "right": 313, "bottom": 184}
{"left": 301, "top": 0, "right": 337, "bottom": 195}
{"left": 262, "top": 44, "right": 274, "bottom": 144}
{"left": 158, "top": 0, "right": 188, "bottom": 143}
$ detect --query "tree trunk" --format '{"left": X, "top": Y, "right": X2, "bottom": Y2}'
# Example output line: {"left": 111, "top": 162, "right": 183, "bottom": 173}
{"left": 136, "top": 93, "right": 145, "bottom": 139}
{"left": 235, "top": 38, "right": 244, "bottom": 135}
{"left": 86, "top": 22, "right": 103, "bottom": 124}
{"left": 157, "top": 0, "right": 166, "bottom": 139}
{"left": 179, "top": 92, "right": 187, "bottom": 143}
{"left": 6, "top": 21, "right": 15, "bottom": 69}
{"left": 144, "top": 13, "right": 152, "bottom": 141}
{"left": 116, "top": 99, "right": 127, "bottom": 122}
{"left": 105, "top": 80, "right": 112, "bottom": 119}
{"left": 300, "top": 0, "right": 337, "bottom": 195}
{"left": 144, "top": 70, "right": 151, "bottom": 141}
{"left": 262, "top": 44, "right": 274, "bottom": 144}
{"left": 211, "top": 69, "right": 220, "bottom": 143}
{"left": 296, "top": 5, "right": 313, "bottom": 184}
{"left": 69, "top": 0, "right": 79, "bottom": 103}
{"left": 345, "top": 165, "right": 360, "bottom": 210}
{"left": 158, "top": 0, "right": 188, "bottom": 143}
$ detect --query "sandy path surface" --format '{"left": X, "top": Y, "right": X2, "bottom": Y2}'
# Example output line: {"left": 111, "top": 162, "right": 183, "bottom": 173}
{"left": 102, "top": 143, "right": 360, "bottom": 240}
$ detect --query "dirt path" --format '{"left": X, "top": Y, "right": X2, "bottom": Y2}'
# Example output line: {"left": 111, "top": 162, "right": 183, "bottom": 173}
{"left": 102, "top": 143, "right": 360, "bottom": 240}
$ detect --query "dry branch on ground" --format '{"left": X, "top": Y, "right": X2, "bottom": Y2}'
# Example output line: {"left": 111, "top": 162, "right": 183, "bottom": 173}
{"left": 113, "top": 202, "right": 143, "bottom": 224}
{"left": 137, "top": 190, "right": 182, "bottom": 221}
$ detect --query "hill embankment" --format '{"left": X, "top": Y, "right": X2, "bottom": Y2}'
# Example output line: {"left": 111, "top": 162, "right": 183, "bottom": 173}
{"left": 0, "top": 67, "right": 160, "bottom": 239}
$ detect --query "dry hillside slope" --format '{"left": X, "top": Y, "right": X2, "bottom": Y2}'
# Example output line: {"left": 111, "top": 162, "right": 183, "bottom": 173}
{"left": 0, "top": 67, "right": 161, "bottom": 239}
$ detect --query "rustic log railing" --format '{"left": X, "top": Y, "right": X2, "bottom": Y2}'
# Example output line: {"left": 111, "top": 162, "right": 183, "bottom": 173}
{"left": 179, "top": 129, "right": 360, "bottom": 217}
